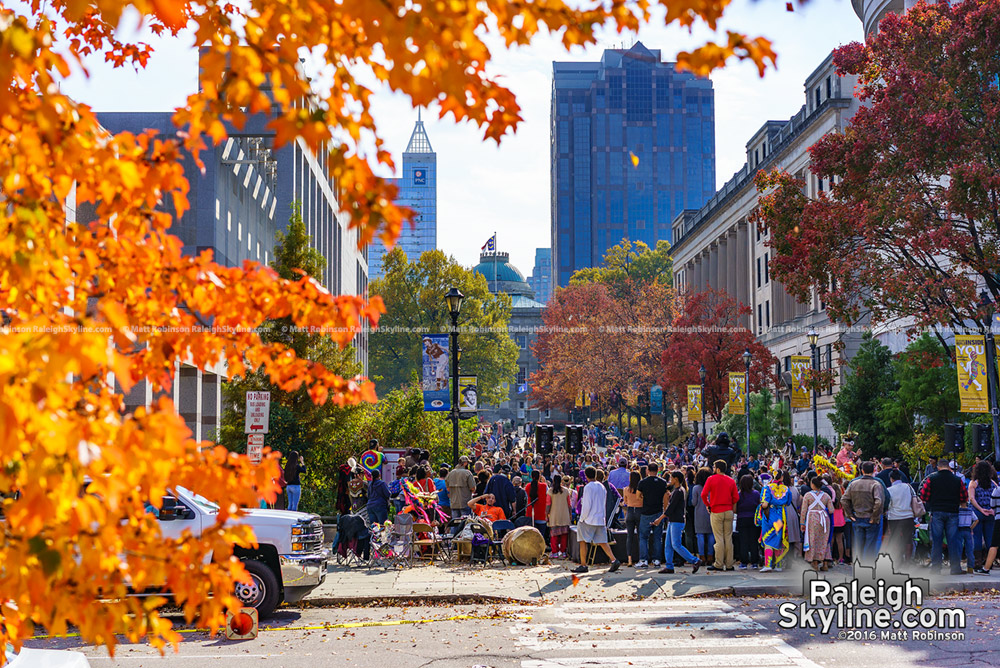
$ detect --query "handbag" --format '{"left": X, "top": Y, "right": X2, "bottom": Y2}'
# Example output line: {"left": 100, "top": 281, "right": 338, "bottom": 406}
{"left": 909, "top": 486, "right": 926, "bottom": 518}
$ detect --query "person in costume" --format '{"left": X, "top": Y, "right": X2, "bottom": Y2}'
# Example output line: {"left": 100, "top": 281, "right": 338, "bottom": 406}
{"left": 800, "top": 476, "right": 835, "bottom": 570}
{"left": 836, "top": 431, "right": 857, "bottom": 468}
{"left": 755, "top": 474, "right": 792, "bottom": 572}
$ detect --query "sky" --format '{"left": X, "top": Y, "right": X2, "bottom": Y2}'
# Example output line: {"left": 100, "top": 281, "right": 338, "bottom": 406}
{"left": 58, "top": 1, "right": 863, "bottom": 278}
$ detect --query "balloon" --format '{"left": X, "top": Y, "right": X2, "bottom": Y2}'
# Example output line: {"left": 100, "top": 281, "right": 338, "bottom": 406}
{"left": 360, "top": 449, "right": 384, "bottom": 473}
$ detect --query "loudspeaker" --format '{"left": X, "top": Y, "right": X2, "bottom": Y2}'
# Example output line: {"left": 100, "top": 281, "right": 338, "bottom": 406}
{"left": 972, "top": 423, "right": 992, "bottom": 454}
{"left": 566, "top": 424, "right": 583, "bottom": 455}
{"left": 943, "top": 423, "right": 965, "bottom": 454}
{"left": 536, "top": 424, "right": 554, "bottom": 455}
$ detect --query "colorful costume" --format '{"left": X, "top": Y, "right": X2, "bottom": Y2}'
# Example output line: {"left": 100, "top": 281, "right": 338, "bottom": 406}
{"left": 755, "top": 481, "right": 791, "bottom": 569}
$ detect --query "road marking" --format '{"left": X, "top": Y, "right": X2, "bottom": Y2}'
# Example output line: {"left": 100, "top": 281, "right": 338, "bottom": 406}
{"left": 554, "top": 600, "right": 733, "bottom": 610}
{"left": 522, "top": 656, "right": 798, "bottom": 668}
{"left": 511, "top": 619, "right": 762, "bottom": 633}
{"left": 515, "top": 636, "right": 786, "bottom": 651}
{"left": 87, "top": 656, "right": 273, "bottom": 661}
{"left": 555, "top": 609, "right": 733, "bottom": 619}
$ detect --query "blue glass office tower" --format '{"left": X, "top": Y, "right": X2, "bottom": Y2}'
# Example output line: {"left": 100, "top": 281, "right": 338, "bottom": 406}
{"left": 551, "top": 42, "right": 716, "bottom": 287}
{"left": 527, "top": 248, "right": 553, "bottom": 306}
{"left": 369, "top": 113, "right": 437, "bottom": 281}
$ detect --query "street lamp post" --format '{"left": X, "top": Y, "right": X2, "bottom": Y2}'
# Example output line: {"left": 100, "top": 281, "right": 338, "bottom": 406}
{"left": 699, "top": 364, "right": 707, "bottom": 439}
{"left": 445, "top": 287, "right": 465, "bottom": 466}
{"left": 807, "top": 328, "right": 819, "bottom": 453}
{"left": 743, "top": 348, "right": 752, "bottom": 456}
{"left": 979, "top": 291, "right": 1000, "bottom": 461}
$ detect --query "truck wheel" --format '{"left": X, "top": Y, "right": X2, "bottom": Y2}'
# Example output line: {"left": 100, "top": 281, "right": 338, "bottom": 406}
{"left": 236, "top": 559, "right": 280, "bottom": 618}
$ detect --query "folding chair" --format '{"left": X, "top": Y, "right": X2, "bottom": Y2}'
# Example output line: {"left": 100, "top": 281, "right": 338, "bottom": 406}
{"left": 388, "top": 513, "right": 415, "bottom": 567}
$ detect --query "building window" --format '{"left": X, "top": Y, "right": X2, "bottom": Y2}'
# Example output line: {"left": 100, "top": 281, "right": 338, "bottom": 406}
{"left": 248, "top": 231, "right": 251, "bottom": 251}
{"left": 754, "top": 148, "right": 759, "bottom": 166}
{"left": 764, "top": 253, "right": 769, "bottom": 283}
{"left": 757, "top": 304, "right": 762, "bottom": 333}
{"left": 238, "top": 221, "right": 242, "bottom": 240}
{"left": 818, "top": 177, "right": 825, "bottom": 192}
{"left": 227, "top": 212, "right": 232, "bottom": 232}
{"left": 515, "top": 334, "right": 527, "bottom": 349}
{"left": 815, "top": 88, "right": 821, "bottom": 108}
{"left": 756, "top": 258, "right": 761, "bottom": 288}
{"left": 827, "top": 345, "right": 834, "bottom": 395}
{"left": 826, "top": 76, "right": 832, "bottom": 99}
{"left": 517, "top": 367, "right": 527, "bottom": 385}
{"left": 765, "top": 300, "right": 770, "bottom": 328}
{"left": 784, "top": 355, "right": 791, "bottom": 371}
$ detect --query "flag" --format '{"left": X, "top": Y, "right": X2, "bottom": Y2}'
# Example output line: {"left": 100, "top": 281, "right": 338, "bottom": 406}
{"left": 729, "top": 372, "right": 746, "bottom": 415}
{"left": 956, "top": 335, "right": 989, "bottom": 413}
{"left": 687, "top": 385, "right": 702, "bottom": 423}
{"left": 790, "top": 355, "right": 811, "bottom": 409}
{"left": 481, "top": 234, "right": 496, "bottom": 252}
{"left": 518, "top": 382, "right": 528, "bottom": 395}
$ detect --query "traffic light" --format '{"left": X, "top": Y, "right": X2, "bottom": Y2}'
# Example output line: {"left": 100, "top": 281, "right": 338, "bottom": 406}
{"left": 536, "top": 424, "right": 554, "bottom": 455}
{"left": 566, "top": 424, "right": 583, "bottom": 454}
{"left": 943, "top": 423, "right": 965, "bottom": 454}
{"left": 971, "top": 423, "right": 992, "bottom": 454}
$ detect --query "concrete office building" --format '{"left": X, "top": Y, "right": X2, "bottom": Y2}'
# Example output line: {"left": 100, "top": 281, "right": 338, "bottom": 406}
{"left": 99, "top": 80, "right": 369, "bottom": 441}
{"left": 551, "top": 42, "right": 716, "bottom": 289}
{"left": 527, "top": 248, "right": 554, "bottom": 306}
{"left": 368, "top": 113, "right": 437, "bottom": 281}
{"left": 670, "top": 53, "right": 863, "bottom": 444}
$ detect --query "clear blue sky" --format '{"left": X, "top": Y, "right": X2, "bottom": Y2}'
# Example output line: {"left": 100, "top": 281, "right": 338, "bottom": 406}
{"left": 59, "top": 1, "right": 863, "bottom": 277}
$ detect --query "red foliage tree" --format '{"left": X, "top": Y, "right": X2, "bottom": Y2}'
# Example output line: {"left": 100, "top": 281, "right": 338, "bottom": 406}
{"left": 753, "top": 0, "right": 1000, "bottom": 345}
{"left": 660, "top": 289, "right": 776, "bottom": 421}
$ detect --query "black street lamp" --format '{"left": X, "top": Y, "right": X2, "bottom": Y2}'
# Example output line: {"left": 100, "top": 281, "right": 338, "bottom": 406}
{"left": 807, "top": 328, "right": 819, "bottom": 453}
{"left": 979, "top": 291, "right": 1000, "bottom": 461}
{"left": 445, "top": 287, "right": 464, "bottom": 466}
{"left": 698, "top": 363, "right": 707, "bottom": 438}
{"left": 743, "top": 348, "right": 752, "bottom": 455}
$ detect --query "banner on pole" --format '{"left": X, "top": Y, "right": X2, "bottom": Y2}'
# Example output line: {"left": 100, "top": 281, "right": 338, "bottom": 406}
{"left": 687, "top": 385, "right": 703, "bottom": 423}
{"left": 728, "top": 372, "right": 746, "bottom": 415}
{"left": 650, "top": 385, "right": 663, "bottom": 415}
{"left": 459, "top": 375, "right": 478, "bottom": 412}
{"left": 956, "top": 335, "right": 989, "bottom": 413}
{"left": 790, "top": 356, "right": 811, "bottom": 409}
{"left": 421, "top": 334, "right": 450, "bottom": 411}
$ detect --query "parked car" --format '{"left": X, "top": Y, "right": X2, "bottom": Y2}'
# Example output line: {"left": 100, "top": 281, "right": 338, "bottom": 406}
{"left": 5, "top": 644, "right": 91, "bottom": 667}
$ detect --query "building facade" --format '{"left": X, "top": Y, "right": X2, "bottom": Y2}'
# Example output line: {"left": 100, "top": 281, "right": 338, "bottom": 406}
{"left": 99, "top": 96, "right": 369, "bottom": 440}
{"left": 471, "top": 252, "right": 547, "bottom": 425}
{"left": 368, "top": 114, "right": 437, "bottom": 281}
{"left": 670, "top": 53, "right": 863, "bottom": 444}
{"left": 527, "top": 248, "right": 554, "bottom": 306}
{"left": 551, "top": 42, "right": 716, "bottom": 288}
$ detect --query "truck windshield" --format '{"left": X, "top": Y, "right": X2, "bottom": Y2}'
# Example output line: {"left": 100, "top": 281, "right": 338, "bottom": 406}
{"left": 176, "top": 487, "right": 220, "bottom": 514}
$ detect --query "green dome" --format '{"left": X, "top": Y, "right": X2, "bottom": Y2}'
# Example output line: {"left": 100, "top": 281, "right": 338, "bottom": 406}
{"left": 473, "top": 252, "right": 534, "bottom": 298}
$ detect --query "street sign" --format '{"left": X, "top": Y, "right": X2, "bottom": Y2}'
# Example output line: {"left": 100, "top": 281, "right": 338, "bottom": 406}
{"left": 244, "top": 391, "right": 270, "bottom": 434}
{"left": 247, "top": 433, "right": 264, "bottom": 464}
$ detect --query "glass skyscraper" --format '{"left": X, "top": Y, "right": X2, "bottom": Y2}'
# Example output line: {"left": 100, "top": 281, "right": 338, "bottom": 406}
{"left": 551, "top": 42, "right": 716, "bottom": 287}
{"left": 369, "top": 112, "right": 437, "bottom": 280}
{"left": 527, "top": 248, "right": 553, "bottom": 306}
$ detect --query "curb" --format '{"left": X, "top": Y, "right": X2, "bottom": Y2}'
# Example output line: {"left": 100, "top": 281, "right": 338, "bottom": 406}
{"left": 299, "top": 593, "right": 534, "bottom": 608}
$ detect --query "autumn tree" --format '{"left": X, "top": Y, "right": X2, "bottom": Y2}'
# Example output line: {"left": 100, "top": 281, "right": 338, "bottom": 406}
{"left": 754, "top": 0, "right": 1000, "bottom": 346}
{"left": 570, "top": 239, "right": 673, "bottom": 296}
{"left": 2, "top": 0, "right": 783, "bottom": 658}
{"left": 369, "top": 247, "right": 518, "bottom": 406}
{"left": 660, "top": 289, "right": 776, "bottom": 422}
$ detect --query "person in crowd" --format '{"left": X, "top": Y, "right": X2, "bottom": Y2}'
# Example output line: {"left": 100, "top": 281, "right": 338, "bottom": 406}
{"left": 756, "top": 473, "right": 792, "bottom": 572}
{"left": 657, "top": 471, "right": 702, "bottom": 574}
{"left": 284, "top": 451, "right": 305, "bottom": 512}
{"left": 475, "top": 470, "right": 490, "bottom": 498}
{"left": 924, "top": 457, "right": 938, "bottom": 479}
{"left": 413, "top": 466, "right": 435, "bottom": 495}
{"left": 510, "top": 475, "right": 529, "bottom": 525}
{"left": 884, "top": 469, "right": 917, "bottom": 563}
{"left": 800, "top": 476, "right": 835, "bottom": 571}
{"left": 608, "top": 459, "right": 630, "bottom": 491}
{"left": 735, "top": 474, "right": 760, "bottom": 569}
{"left": 636, "top": 462, "right": 668, "bottom": 568}
{"left": 957, "top": 502, "right": 977, "bottom": 574}
{"left": 467, "top": 493, "right": 506, "bottom": 522}
{"left": 573, "top": 467, "right": 621, "bottom": 574}
{"left": 547, "top": 475, "right": 572, "bottom": 558}
{"left": 747, "top": 454, "right": 760, "bottom": 473}
{"left": 527, "top": 469, "right": 549, "bottom": 543}
{"left": 690, "top": 467, "right": 715, "bottom": 564}
{"left": 877, "top": 457, "right": 910, "bottom": 488}
{"left": 702, "top": 460, "right": 739, "bottom": 571}
{"left": 366, "top": 469, "right": 391, "bottom": 525}
{"left": 841, "top": 461, "right": 885, "bottom": 564}
{"left": 433, "top": 466, "right": 451, "bottom": 520}
{"left": 597, "top": 468, "right": 622, "bottom": 528}
{"left": 703, "top": 433, "right": 740, "bottom": 473}
{"left": 782, "top": 470, "right": 803, "bottom": 560}
{"left": 446, "top": 456, "right": 477, "bottom": 519}
{"left": 968, "top": 461, "right": 996, "bottom": 569}
{"left": 832, "top": 485, "right": 848, "bottom": 564}
{"left": 623, "top": 470, "right": 643, "bottom": 567}
{"left": 796, "top": 452, "right": 811, "bottom": 475}
{"left": 920, "top": 458, "right": 968, "bottom": 574}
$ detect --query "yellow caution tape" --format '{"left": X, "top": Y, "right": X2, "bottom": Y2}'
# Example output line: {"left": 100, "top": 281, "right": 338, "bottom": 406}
{"left": 31, "top": 613, "right": 531, "bottom": 640}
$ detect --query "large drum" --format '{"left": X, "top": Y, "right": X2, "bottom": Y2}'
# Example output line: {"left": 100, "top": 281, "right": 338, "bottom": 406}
{"left": 501, "top": 526, "right": 546, "bottom": 565}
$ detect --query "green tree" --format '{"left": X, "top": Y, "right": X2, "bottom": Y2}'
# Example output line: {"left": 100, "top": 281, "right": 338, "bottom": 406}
{"left": 218, "top": 203, "right": 365, "bottom": 467}
{"left": 879, "top": 334, "right": 960, "bottom": 441}
{"left": 830, "top": 332, "right": 899, "bottom": 458}
{"left": 370, "top": 247, "right": 518, "bottom": 405}
{"left": 570, "top": 239, "right": 673, "bottom": 296}
{"left": 715, "top": 389, "right": 788, "bottom": 455}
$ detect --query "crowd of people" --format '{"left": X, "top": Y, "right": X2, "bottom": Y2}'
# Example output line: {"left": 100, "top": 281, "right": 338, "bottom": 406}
{"left": 341, "top": 423, "right": 1000, "bottom": 577}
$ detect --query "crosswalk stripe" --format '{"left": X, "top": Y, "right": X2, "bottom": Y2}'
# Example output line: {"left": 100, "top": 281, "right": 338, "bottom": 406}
{"left": 510, "top": 619, "right": 762, "bottom": 634}
{"left": 557, "top": 609, "right": 732, "bottom": 619}
{"left": 521, "top": 655, "right": 797, "bottom": 668}
{"left": 554, "top": 600, "right": 732, "bottom": 610}
{"left": 515, "top": 636, "right": 785, "bottom": 651}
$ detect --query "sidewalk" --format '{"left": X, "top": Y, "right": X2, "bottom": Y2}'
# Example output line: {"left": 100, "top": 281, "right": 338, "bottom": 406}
{"left": 303, "top": 559, "right": 999, "bottom": 607}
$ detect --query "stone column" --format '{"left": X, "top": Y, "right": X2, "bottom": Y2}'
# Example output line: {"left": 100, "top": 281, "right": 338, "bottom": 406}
{"left": 178, "top": 365, "right": 202, "bottom": 441}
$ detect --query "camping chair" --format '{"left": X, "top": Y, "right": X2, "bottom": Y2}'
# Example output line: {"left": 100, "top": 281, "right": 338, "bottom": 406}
{"left": 488, "top": 520, "right": 516, "bottom": 567}
{"left": 411, "top": 522, "right": 443, "bottom": 564}
{"left": 586, "top": 496, "right": 620, "bottom": 567}
{"left": 387, "top": 513, "right": 415, "bottom": 567}
{"left": 368, "top": 520, "right": 400, "bottom": 570}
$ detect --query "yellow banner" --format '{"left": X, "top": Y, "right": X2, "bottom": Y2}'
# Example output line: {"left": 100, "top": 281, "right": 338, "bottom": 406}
{"left": 790, "top": 355, "right": 811, "bottom": 409}
{"left": 729, "top": 372, "right": 746, "bottom": 415}
{"left": 687, "top": 385, "right": 703, "bottom": 422}
{"left": 956, "top": 335, "right": 989, "bottom": 413}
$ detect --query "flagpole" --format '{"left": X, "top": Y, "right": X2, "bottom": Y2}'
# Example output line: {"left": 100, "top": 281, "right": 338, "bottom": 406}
{"left": 493, "top": 231, "right": 498, "bottom": 294}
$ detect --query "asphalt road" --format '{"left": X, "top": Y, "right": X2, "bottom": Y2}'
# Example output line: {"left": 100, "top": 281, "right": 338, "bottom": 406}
{"left": 25, "top": 594, "right": 1000, "bottom": 668}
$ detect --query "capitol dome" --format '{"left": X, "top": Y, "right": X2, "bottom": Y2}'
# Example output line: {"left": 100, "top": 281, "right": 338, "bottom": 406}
{"left": 473, "top": 252, "right": 535, "bottom": 299}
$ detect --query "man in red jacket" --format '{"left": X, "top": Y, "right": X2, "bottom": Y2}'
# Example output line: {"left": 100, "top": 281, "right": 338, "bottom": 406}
{"left": 701, "top": 460, "right": 739, "bottom": 571}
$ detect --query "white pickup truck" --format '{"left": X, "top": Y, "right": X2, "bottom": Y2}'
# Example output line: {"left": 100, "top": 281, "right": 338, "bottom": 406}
{"left": 157, "top": 487, "right": 328, "bottom": 617}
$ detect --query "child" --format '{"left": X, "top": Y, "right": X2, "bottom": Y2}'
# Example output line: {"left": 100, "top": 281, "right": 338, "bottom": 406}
{"left": 957, "top": 503, "right": 977, "bottom": 574}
